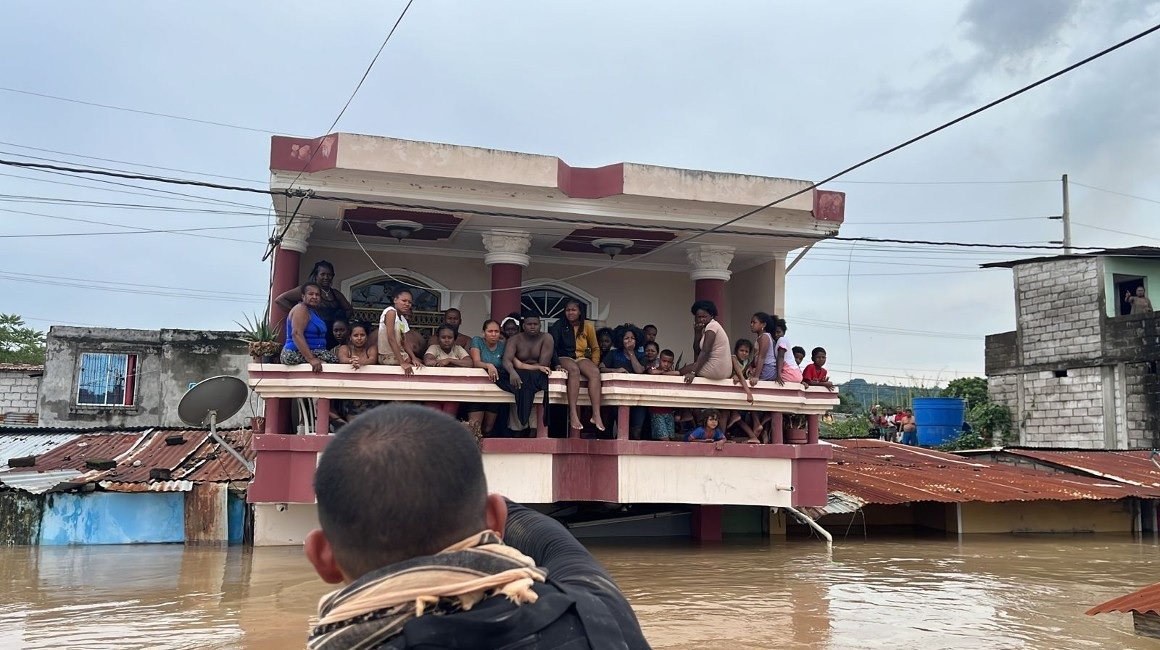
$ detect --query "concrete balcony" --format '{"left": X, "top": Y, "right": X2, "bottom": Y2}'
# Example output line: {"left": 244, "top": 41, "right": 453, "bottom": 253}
{"left": 245, "top": 364, "right": 837, "bottom": 545}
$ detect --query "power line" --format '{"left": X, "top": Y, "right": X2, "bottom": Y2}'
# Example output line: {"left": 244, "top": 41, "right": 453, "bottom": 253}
{"left": 829, "top": 179, "right": 1056, "bottom": 186}
{"left": 1071, "top": 181, "right": 1160, "bottom": 206}
{"left": 846, "top": 216, "right": 1048, "bottom": 226}
{"left": 0, "top": 143, "right": 266, "bottom": 184}
{"left": 0, "top": 86, "right": 285, "bottom": 135}
{"left": 1072, "top": 222, "right": 1160, "bottom": 243}
{"left": 326, "top": 0, "right": 416, "bottom": 137}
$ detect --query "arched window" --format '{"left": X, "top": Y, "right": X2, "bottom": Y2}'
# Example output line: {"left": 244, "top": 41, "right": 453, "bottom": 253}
{"left": 520, "top": 280, "right": 599, "bottom": 326}
{"left": 343, "top": 270, "right": 449, "bottom": 336}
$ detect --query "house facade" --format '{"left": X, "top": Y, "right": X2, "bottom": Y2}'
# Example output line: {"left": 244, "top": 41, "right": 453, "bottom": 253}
{"left": 37, "top": 327, "right": 260, "bottom": 429}
{"left": 0, "top": 363, "right": 41, "bottom": 426}
{"left": 984, "top": 248, "right": 1160, "bottom": 449}
{"left": 248, "top": 133, "right": 847, "bottom": 544}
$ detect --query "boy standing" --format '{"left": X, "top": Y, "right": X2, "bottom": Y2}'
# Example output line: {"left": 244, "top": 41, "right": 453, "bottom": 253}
{"left": 648, "top": 349, "right": 680, "bottom": 440}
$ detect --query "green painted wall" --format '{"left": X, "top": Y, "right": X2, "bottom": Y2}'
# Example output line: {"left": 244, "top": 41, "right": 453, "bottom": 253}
{"left": 1103, "top": 257, "right": 1160, "bottom": 317}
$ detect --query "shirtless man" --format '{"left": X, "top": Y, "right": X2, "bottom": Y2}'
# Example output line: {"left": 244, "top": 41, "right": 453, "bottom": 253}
{"left": 500, "top": 315, "right": 554, "bottom": 430}
{"left": 443, "top": 308, "right": 474, "bottom": 350}
{"left": 502, "top": 315, "right": 553, "bottom": 388}
{"left": 900, "top": 409, "right": 918, "bottom": 446}
{"left": 1125, "top": 287, "right": 1154, "bottom": 315}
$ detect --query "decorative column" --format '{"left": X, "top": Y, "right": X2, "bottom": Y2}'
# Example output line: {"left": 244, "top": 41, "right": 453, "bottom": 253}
{"left": 687, "top": 245, "right": 735, "bottom": 327}
{"left": 263, "top": 214, "right": 314, "bottom": 437}
{"left": 482, "top": 229, "right": 532, "bottom": 321}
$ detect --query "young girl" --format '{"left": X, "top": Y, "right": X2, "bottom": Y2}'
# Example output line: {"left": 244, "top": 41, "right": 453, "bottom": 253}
{"left": 772, "top": 319, "right": 803, "bottom": 385}
{"left": 468, "top": 319, "right": 507, "bottom": 437}
{"left": 746, "top": 312, "right": 778, "bottom": 384}
{"left": 733, "top": 339, "right": 753, "bottom": 376}
{"left": 330, "top": 321, "right": 380, "bottom": 430}
{"left": 686, "top": 409, "right": 727, "bottom": 448}
{"left": 596, "top": 327, "right": 614, "bottom": 363}
{"left": 423, "top": 324, "right": 472, "bottom": 415}
{"left": 378, "top": 290, "right": 424, "bottom": 374}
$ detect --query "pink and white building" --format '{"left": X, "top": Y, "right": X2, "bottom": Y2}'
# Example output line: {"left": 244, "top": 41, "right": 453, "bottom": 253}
{"left": 247, "top": 133, "right": 845, "bottom": 545}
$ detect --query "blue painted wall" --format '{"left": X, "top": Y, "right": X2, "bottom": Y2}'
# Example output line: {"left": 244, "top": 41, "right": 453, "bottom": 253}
{"left": 40, "top": 492, "right": 184, "bottom": 545}
{"left": 227, "top": 491, "right": 245, "bottom": 545}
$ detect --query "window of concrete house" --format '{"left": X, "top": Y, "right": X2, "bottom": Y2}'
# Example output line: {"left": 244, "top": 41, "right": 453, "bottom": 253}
{"left": 1112, "top": 274, "right": 1146, "bottom": 316}
{"left": 76, "top": 352, "right": 137, "bottom": 407}
{"left": 521, "top": 287, "right": 592, "bottom": 327}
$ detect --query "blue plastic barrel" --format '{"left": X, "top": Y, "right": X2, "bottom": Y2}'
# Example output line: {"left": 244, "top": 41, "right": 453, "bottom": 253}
{"left": 912, "top": 397, "right": 966, "bottom": 446}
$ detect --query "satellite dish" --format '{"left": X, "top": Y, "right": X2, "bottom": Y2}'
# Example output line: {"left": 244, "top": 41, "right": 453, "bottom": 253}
{"left": 178, "top": 375, "right": 254, "bottom": 473}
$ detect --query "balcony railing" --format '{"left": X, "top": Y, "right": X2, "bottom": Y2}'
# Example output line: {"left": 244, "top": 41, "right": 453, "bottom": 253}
{"left": 248, "top": 363, "right": 839, "bottom": 443}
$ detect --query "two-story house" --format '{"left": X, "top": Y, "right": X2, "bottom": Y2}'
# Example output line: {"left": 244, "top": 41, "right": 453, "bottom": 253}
{"left": 984, "top": 247, "right": 1160, "bottom": 449}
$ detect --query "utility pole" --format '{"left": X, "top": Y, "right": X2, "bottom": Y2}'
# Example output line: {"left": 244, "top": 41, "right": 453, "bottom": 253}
{"left": 1061, "top": 174, "right": 1072, "bottom": 254}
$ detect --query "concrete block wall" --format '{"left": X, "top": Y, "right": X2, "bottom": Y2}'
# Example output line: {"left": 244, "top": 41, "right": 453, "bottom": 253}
{"left": 0, "top": 370, "right": 40, "bottom": 413}
{"left": 1019, "top": 366, "right": 1105, "bottom": 448}
{"left": 1014, "top": 258, "right": 1103, "bottom": 366}
{"left": 1124, "top": 362, "right": 1159, "bottom": 448}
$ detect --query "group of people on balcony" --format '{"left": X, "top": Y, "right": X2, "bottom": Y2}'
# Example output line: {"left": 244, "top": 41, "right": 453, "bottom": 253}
{"left": 275, "top": 261, "right": 834, "bottom": 441}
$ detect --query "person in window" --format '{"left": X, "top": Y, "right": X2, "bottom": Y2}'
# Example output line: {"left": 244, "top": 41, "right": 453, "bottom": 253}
{"left": 329, "top": 321, "right": 380, "bottom": 431}
{"left": 281, "top": 282, "right": 338, "bottom": 372}
{"left": 1125, "top": 286, "right": 1154, "bottom": 314}
{"left": 468, "top": 319, "right": 507, "bottom": 438}
{"left": 549, "top": 300, "right": 605, "bottom": 432}
{"left": 378, "top": 290, "right": 426, "bottom": 375}
{"left": 275, "top": 260, "right": 353, "bottom": 348}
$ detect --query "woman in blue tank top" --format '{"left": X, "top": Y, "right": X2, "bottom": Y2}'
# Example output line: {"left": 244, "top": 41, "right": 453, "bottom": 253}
{"left": 280, "top": 282, "right": 339, "bottom": 371}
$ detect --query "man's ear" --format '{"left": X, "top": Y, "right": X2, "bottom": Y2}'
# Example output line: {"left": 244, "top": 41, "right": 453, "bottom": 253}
{"left": 305, "top": 529, "right": 347, "bottom": 584}
{"left": 485, "top": 493, "right": 508, "bottom": 537}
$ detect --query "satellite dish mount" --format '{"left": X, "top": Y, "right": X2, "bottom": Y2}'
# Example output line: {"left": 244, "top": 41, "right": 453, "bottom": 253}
{"left": 178, "top": 375, "right": 255, "bottom": 474}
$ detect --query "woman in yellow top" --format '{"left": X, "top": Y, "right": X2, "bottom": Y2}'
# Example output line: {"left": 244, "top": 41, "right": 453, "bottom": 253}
{"left": 549, "top": 300, "right": 605, "bottom": 432}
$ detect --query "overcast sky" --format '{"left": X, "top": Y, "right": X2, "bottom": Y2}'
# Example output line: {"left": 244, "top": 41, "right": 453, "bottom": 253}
{"left": 3, "top": 0, "right": 1158, "bottom": 385}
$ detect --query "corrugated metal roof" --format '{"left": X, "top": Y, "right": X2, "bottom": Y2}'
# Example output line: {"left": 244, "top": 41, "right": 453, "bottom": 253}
{"left": 1087, "top": 583, "right": 1160, "bottom": 616}
{"left": 0, "top": 363, "right": 44, "bottom": 372}
{"left": 797, "top": 490, "right": 866, "bottom": 519}
{"left": 0, "top": 469, "right": 83, "bottom": 494}
{"left": 87, "top": 430, "right": 212, "bottom": 484}
{"left": 4, "top": 432, "right": 143, "bottom": 474}
{"left": 827, "top": 439, "right": 1160, "bottom": 505}
{"left": 996, "top": 449, "right": 1160, "bottom": 488}
{"left": 0, "top": 432, "right": 80, "bottom": 468}
{"left": 1, "top": 413, "right": 39, "bottom": 427}
{"left": 179, "top": 429, "right": 254, "bottom": 482}
{"left": 98, "top": 480, "right": 194, "bottom": 492}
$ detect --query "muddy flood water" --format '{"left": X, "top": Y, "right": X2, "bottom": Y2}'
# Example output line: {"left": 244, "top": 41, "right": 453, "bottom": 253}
{"left": 1, "top": 535, "right": 1157, "bottom": 649}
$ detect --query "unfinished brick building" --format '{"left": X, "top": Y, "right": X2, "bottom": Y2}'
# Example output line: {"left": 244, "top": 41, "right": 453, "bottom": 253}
{"left": 984, "top": 247, "right": 1160, "bottom": 449}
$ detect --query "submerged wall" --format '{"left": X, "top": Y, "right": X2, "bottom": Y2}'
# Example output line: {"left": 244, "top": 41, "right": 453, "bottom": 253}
{"left": 40, "top": 492, "right": 184, "bottom": 545}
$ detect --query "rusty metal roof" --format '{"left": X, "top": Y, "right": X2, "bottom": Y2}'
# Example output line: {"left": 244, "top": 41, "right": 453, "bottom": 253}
{"left": 179, "top": 429, "right": 253, "bottom": 482}
{"left": 0, "top": 428, "right": 251, "bottom": 493}
{"left": 1, "top": 413, "right": 38, "bottom": 427}
{"left": 995, "top": 449, "right": 1160, "bottom": 489}
{"left": 827, "top": 439, "right": 1160, "bottom": 505}
{"left": 5, "top": 432, "right": 144, "bottom": 474}
{"left": 0, "top": 363, "right": 44, "bottom": 372}
{"left": 1087, "top": 583, "right": 1160, "bottom": 616}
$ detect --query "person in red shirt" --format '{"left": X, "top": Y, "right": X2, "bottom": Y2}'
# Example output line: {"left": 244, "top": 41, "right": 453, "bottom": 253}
{"left": 802, "top": 346, "right": 834, "bottom": 390}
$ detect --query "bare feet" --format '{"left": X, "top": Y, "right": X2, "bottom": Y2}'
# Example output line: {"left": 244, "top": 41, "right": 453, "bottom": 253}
{"left": 591, "top": 415, "right": 606, "bottom": 432}
{"left": 569, "top": 410, "right": 583, "bottom": 431}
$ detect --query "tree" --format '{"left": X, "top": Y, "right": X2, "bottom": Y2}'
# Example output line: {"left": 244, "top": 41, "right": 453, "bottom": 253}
{"left": 941, "top": 376, "right": 989, "bottom": 407}
{"left": 0, "top": 314, "right": 46, "bottom": 364}
{"left": 834, "top": 390, "right": 863, "bottom": 414}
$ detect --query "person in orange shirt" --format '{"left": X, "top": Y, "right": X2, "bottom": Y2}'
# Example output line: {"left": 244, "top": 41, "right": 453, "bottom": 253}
{"left": 549, "top": 300, "right": 605, "bottom": 432}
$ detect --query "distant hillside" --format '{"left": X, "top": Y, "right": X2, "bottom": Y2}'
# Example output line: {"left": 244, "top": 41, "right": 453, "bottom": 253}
{"left": 837, "top": 378, "right": 941, "bottom": 411}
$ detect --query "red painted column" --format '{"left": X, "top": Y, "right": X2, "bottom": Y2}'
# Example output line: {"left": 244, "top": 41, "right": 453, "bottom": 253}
{"left": 490, "top": 263, "right": 523, "bottom": 321}
{"left": 807, "top": 414, "right": 820, "bottom": 445}
{"left": 694, "top": 278, "right": 727, "bottom": 328}
{"left": 482, "top": 230, "right": 531, "bottom": 321}
{"left": 688, "top": 245, "right": 734, "bottom": 330}
{"left": 264, "top": 246, "right": 301, "bottom": 436}
{"left": 691, "top": 504, "right": 723, "bottom": 541}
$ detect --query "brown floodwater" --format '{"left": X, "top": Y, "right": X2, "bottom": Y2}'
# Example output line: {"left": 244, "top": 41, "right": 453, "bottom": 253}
{"left": 1, "top": 535, "right": 1157, "bottom": 649}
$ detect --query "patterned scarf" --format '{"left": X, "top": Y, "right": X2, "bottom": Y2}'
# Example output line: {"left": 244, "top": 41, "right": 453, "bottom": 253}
{"left": 308, "top": 531, "right": 547, "bottom": 650}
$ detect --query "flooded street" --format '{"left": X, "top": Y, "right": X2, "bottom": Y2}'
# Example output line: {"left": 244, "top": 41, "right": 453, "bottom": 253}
{"left": 1, "top": 535, "right": 1157, "bottom": 649}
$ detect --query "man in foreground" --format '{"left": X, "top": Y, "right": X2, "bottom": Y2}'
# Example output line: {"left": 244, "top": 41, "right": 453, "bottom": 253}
{"left": 305, "top": 404, "right": 651, "bottom": 649}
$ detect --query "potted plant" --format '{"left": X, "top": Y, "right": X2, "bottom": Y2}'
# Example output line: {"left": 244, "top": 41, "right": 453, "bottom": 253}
{"left": 237, "top": 312, "right": 281, "bottom": 363}
{"left": 784, "top": 413, "right": 809, "bottom": 444}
